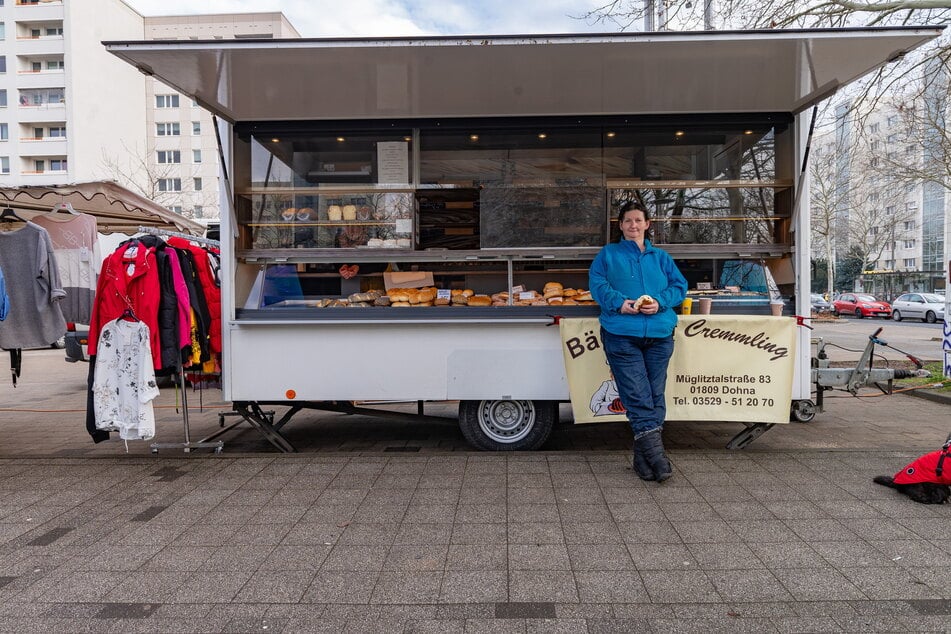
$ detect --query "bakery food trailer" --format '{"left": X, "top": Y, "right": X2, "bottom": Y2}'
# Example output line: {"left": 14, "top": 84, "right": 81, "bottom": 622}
{"left": 107, "top": 27, "right": 941, "bottom": 451}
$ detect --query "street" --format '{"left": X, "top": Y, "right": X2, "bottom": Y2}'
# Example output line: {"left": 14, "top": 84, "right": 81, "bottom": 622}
{"left": 808, "top": 317, "right": 947, "bottom": 363}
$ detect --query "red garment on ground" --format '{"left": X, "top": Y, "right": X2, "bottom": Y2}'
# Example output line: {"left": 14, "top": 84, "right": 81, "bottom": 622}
{"left": 892, "top": 446, "right": 951, "bottom": 485}
{"left": 167, "top": 238, "right": 221, "bottom": 355}
{"left": 88, "top": 242, "right": 163, "bottom": 369}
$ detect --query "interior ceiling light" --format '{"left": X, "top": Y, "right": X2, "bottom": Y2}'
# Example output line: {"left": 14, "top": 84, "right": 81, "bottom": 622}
{"left": 270, "top": 138, "right": 280, "bottom": 143}
{"left": 336, "top": 136, "right": 346, "bottom": 142}
{"left": 674, "top": 130, "right": 685, "bottom": 137}
{"left": 469, "top": 134, "right": 479, "bottom": 141}
{"left": 403, "top": 136, "right": 412, "bottom": 142}
{"left": 744, "top": 130, "right": 754, "bottom": 135}
{"left": 537, "top": 133, "right": 547, "bottom": 139}
{"left": 606, "top": 131, "right": 616, "bottom": 138}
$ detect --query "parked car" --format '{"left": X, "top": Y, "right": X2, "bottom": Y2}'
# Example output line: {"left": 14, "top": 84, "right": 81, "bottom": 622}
{"left": 832, "top": 293, "right": 892, "bottom": 318}
{"left": 810, "top": 293, "right": 832, "bottom": 313}
{"left": 891, "top": 293, "right": 946, "bottom": 323}
{"left": 64, "top": 322, "right": 90, "bottom": 363}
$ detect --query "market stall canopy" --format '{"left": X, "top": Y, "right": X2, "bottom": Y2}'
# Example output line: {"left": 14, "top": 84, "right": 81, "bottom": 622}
{"left": 105, "top": 27, "right": 942, "bottom": 122}
{"left": 0, "top": 181, "right": 204, "bottom": 235}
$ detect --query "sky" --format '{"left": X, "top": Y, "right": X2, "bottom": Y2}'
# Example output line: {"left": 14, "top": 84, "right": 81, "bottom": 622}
{"left": 122, "top": 0, "right": 624, "bottom": 38}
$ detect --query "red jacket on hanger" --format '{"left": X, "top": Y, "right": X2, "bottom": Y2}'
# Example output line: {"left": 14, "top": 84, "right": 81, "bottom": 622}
{"left": 88, "top": 242, "right": 163, "bottom": 369}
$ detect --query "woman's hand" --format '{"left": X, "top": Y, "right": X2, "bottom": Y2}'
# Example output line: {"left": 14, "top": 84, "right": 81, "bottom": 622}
{"left": 338, "top": 264, "right": 360, "bottom": 279}
{"left": 620, "top": 298, "right": 660, "bottom": 315}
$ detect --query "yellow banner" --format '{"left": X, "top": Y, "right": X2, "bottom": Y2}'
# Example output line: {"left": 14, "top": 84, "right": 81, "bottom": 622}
{"left": 560, "top": 315, "right": 796, "bottom": 424}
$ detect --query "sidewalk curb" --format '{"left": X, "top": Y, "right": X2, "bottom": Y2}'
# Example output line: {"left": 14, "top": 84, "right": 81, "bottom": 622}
{"left": 904, "top": 389, "right": 951, "bottom": 406}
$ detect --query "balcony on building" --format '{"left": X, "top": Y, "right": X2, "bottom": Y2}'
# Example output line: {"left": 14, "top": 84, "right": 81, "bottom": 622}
{"left": 16, "top": 88, "right": 65, "bottom": 122}
{"left": 13, "top": 1, "right": 64, "bottom": 22}
{"left": 18, "top": 123, "right": 67, "bottom": 155}
{"left": 14, "top": 21, "right": 65, "bottom": 56}
{"left": 20, "top": 156, "right": 68, "bottom": 178}
{"left": 16, "top": 54, "right": 65, "bottom": 89}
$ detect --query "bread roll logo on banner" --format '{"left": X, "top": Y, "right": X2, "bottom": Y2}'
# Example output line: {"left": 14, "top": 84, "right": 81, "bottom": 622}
{"left": 560, "top": 315, "right": 797, "bottom": 425}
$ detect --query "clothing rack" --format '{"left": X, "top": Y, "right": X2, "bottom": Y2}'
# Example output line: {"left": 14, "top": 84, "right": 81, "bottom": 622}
{"left": 136, "top": 225, "right": 220, "bottom": 247}
{"left": 130, "top": 227, "right": 224, "bottom": 454}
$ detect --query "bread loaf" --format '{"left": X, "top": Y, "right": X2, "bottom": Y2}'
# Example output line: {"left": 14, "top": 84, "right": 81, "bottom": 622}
{"left": 451, "top": 295, "right": 469, "bottom": 305}
{"left": 468, "top": 295, "right": 492, "bottom": 307}
{"left": 374, "top": 296, "right": 391, "bottom": 307}
{"left": 461, "top": 289, "right": 475, "bottom": 298}
{"left": 391, "top": 301, "right": 411, "bottom": 307}
{"left": 575, "top": 291, "right": 593, "bottom": 302}
{"left": 327, "top": 205, "right": 342, "bottom": 221}
{"left": 342, "top": 204, "right": 357, "bottom": 220}
{"left": 434, "top": 297, "right": 450, "bottom": 306}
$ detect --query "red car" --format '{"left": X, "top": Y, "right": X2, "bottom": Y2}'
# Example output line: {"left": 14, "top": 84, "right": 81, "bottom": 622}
{"left": 832, "top": 293, "right": 892, "bottom": 318}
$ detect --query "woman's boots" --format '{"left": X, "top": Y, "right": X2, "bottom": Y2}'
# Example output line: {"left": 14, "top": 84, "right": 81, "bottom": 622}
{"left": 634, "top": 429, "right": 672, "bottom": 482}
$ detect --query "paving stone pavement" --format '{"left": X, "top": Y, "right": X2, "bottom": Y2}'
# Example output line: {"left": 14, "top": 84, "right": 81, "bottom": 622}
{"left": 0, "top": 349, "right": 947, "bottom": 632}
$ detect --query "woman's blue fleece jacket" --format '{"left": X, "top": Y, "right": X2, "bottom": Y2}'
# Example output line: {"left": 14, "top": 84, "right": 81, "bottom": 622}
{"left": 589, "top": 238, "right": 688, "bottom": 338}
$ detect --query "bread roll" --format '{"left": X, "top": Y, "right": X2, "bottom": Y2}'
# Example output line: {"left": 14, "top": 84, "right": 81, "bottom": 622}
{"left": 434, "top": 297, "right": 450, "bottom": 306}
{"left": 451, "top": 295, "right": 469, "bottom": 305}
{"left": 543, "top": 282, "right": 563, "bottom": 293}
{"left": 543, "top": 288, "right": 563, "bottom": 300}
{"left": 562, "top": 298, "right": 579, "bottom": 305}
{"left": 461, "top": 289, "right": 475, "bottom": 297}
{"left": 547, "top": 296, "right": 564, "bottom": 305}
{"left": 634, "top": 294, "right": 656, "bottom": 310}
{"left": 468, "top": 295, "right": 492, "bottom": 307}
{"left": 575, "top": 291, "right": 593, "bottom": 302}
{"left": 374, "top": 296, "right": 391, "bottom": 307}
{"left": 389, "top": 289, "right": 410, "bottom": 303}
{"left": 562, "top": 288, "right": 579, "bottom": 298}
{"left": 416, "top": 289, "right": 436, "bottom": 303}
{"left": 391, "top": 301, "right": 411, "bottom": 307}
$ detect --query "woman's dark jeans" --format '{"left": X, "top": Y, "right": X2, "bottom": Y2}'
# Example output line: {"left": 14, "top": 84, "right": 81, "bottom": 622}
{"left": 600, "top": 328, "right": 675, "bottom": 438}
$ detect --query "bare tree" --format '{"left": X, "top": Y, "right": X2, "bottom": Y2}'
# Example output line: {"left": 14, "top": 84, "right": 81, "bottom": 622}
{"left": 100, "top": 142, "right": 219, "bottom": 219}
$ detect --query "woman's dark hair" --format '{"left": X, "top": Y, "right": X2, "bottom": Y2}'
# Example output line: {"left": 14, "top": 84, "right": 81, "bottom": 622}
{"left": 617, "top": 201, "right": 652, "bottom": 240}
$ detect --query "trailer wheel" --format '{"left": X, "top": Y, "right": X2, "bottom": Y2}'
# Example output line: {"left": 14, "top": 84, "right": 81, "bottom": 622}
{"left": 790, "top": 399, "right": 817, "bottom": 423}
{"left": 458, "top": 399, "right": 556, "bottom": 451}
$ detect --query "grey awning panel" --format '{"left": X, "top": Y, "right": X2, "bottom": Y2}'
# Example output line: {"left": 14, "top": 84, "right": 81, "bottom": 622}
{"left": 106, "top": 28, "right": 942, "bottom": 122}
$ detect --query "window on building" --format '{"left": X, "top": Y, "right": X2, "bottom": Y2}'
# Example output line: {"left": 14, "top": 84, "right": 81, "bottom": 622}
{"left": 905, "top": 145, "right": 915, "bottom": 154}
{"left": 0, "top": 90, "right": 6, "bottom": 107}
{"left": 869, "top": 226, "right": 879, "bottom": 236}
{"left": 30, "top": 28, "right": 40, "bottom": 38}
{"left": 46, "top": 60, "right": 64, "bottom": 71}
{"left": 887, "top": 115, "right": 897, "bottom": 126}
{"left": 158, "top": 178, "right": 182, "bottom": 192}
{"left": 869, "top": 192, "right": 879, "bottom": 202}
{"left": 870, "top": 157, "right": 879, "bottom": 167}
{"left": 31, "top": 62, "right": 41, "bottom": 72}
{"left": 193, "top": 177, "right": 202, "bottom": 191}
{"left": 192, "top": 121, "right": 201, "bottom": 135}
{"left": 0, "top": 23, "right": 5, "bottom": 41}
{"left": 0, "top": 57, "right": 6, "bottom": 74}
{"left": 904, "top": 221, "right": 915, "bottom": 230}
{"left": 0, "top": 124, "right": 7, "bottom": 141}
{"left": 46, "top": 27, "right": 63, "bottom": 36}
{"left": 192, "top": 149, "right": 202, "bottom": 163}
{"left": 884, "top": 260, "right": 895, "bottom": 268}
{"left": 50, "top": 159, "right": 66, "bottom": 171}
{"left": 193, "top": 205, "right": 203, "bottom": 217}
{"left": 157, "top": 150, "right": 181, "bottom": 164}
{"left": 34, "top": 160, "right": 45, "bottom": 172}
{"left": 33, "top": 127, "right": 43, "bottom": 139}
{"left": 886, "top": 205, "right": 895, "bottom": 214}
{"left": 49, "top": 126, "right": 65, "bottom": 138}
{"left": 191, "top": 98, "right": 199, "bottom": 107}
{"left": 868, "top": 123, "right": 880, "bottom": 133}
{"left": 906, "top": 201, "right": 918, "bottom": 211}
{"left": 171, "top": 205, "right": 183, "bottom": 214}
{"left": 886, "top": 152, "right": 897, "bottom": 159}
{"left": 886, "top": 134, "right": 897, "bottom": 143}
{"left": 155, "top": 94, "right": 180, "bottom": 108}
{"left": 156, "top": 122, "right": 181, "bottom": 136}
{"left": 903, "top": 258, "right": 916, "bottom": 267}
{"left": 0, "top": 157, "right": 8, "bottom": 175}
{"left": 870, "top": 140, "right": 880, "bottom": 151}
{"left": 904, "top": 240, "right": 915, "bottom": 249}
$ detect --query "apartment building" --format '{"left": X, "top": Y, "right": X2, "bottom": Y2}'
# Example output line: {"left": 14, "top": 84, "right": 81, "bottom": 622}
{"left": 812, "top": 100, "right": 947, "bottom": 297}
{"left": 0, "top": 2, "right": 300, "bottom": 222}
{"left": 0, "top": 0, "right": 146, "bottom": 187}
{"left": 143, "top": 13, "right": 301, "bottom": 220}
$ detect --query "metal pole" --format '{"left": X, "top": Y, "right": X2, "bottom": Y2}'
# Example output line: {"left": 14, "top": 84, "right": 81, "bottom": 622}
{"left": 644, "top": 0, "right": 655, "bottom": 31}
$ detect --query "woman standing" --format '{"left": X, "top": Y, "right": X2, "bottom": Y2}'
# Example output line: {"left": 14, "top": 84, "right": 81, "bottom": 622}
{"left": 589, "top": 202, "right": 688, "bottom": 482}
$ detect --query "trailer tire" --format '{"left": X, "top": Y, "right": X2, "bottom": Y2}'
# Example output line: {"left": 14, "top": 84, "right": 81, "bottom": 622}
{"left": 458, "top": 399, "right": 556, "bottom": 451}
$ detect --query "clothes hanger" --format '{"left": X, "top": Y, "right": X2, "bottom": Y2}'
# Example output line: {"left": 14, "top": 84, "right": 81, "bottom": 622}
{"left": 50, "top": 202, "right": 79, "bottom": 215}
{"left": 120, "top": 307, "right": 139, "bottom": 322}
{"left": 0, "top": 207, "right": 26, "bottom": 223}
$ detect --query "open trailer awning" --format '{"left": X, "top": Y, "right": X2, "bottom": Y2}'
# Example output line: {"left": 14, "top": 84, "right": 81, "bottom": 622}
{"left": 105, "top": 27, "right": 943, "bottom": 122}
{"left": 0, "top": 180, "right": 205, "bottom": 235}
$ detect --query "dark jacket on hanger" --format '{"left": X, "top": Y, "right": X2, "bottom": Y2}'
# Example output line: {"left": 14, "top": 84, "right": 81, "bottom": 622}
{"left": 133, "top": 236, "right": 190, "bottom": 372}
{"left": 174, "top": 248, "right": 212, "bottom": 363}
